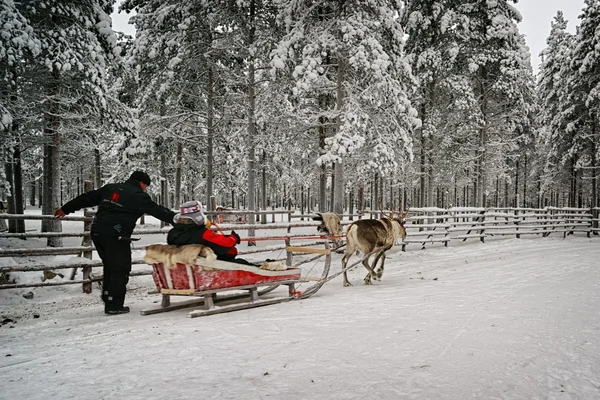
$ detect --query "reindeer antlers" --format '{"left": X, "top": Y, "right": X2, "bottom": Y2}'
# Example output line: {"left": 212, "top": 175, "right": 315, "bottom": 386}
{"left": 378, "top": 198, "right": 396, "bottom": 219}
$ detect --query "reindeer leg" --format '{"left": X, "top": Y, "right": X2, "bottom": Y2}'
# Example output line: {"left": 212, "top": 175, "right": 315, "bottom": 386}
{"left": 341, "top": 254, "right": 353, "bottom": 287}
{"left": 372, "top": 251, "right": 385, "bottom": 281}
{"left": 376, "top": 252, "right": 386, "bottom": 280}
{"left": 362, "top": 256, "right": 376, "bottom": 285}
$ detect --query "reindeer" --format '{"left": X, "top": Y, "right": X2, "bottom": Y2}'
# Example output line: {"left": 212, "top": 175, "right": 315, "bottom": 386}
{"left": 341, "top": 209, "right": 408, "bottom": 286}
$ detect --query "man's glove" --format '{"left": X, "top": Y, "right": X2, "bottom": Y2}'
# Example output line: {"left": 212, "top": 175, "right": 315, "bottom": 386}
{"left": 231, "top": 230, "right": 241, "bottom": 245}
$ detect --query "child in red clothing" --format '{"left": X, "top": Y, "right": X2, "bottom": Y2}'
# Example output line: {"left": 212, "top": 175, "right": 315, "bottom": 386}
{"left": 167, "top": 201, "right": 254, "bottom": 265}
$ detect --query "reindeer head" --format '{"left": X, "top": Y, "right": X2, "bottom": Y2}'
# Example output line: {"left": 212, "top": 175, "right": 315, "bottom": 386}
{"left": 378, "top": 199, "right": 408, "bottom": 241}
{"left": 313, "top": 213, "right": 342, "bottom": 236}
{"left": 391, "top": 211, "right": 408, "bottom": 240}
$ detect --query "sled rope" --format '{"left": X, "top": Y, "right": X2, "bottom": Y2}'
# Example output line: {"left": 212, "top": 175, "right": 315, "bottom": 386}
{"left": 240, "top": 235, "right": 344, "bottom": 242}
{"left": 314, "top": 249, "right": 378, "bottom": 285}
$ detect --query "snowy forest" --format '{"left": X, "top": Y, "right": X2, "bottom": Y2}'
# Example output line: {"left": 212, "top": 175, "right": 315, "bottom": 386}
{"left": 1, "top": 0, "right": 599, "bottom": 233}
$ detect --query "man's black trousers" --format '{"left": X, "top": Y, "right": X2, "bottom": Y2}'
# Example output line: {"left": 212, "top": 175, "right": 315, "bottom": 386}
{"left": 91, "top": 233, "right": 131, "bottom": 311}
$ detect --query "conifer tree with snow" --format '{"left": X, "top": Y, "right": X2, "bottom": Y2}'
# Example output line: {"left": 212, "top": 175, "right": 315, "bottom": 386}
{"left": 0, "top": 0, "right": 40, "bottom": 233}
{"left": 457, "top": 0, "right": 535, "bottom": 207}
{"left": 403, "top": 0, "right": 478, "bottom": 207}
{"left": 565, "top": 0, "right": 600, "bottom": 209}
{"left": 537, "top": 11, "right": 576, "bottom": 205}
{"left": 271, "top": 0, "right": 419, "bottom": 213}
{"left": 13, "top": 0, "right": 131, "bottom": 244}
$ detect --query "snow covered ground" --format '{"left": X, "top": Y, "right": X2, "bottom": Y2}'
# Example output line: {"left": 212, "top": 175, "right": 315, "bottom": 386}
{"left": 1, "top": 212, "right": 600, "bottom": 400}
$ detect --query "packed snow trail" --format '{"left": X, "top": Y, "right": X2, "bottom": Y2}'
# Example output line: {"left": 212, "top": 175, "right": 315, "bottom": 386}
{"left": 2, "top": 237, "right": 600, "bottom": 399}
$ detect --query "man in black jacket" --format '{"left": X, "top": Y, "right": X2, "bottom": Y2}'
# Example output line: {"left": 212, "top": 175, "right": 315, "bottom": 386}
{"left": 54, "top": 171, "right": 176, "bottom": 315}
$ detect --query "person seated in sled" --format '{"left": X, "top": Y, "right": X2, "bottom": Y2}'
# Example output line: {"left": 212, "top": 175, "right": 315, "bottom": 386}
{"left": 167, "top": 201, "right": 256, "bottom": 266}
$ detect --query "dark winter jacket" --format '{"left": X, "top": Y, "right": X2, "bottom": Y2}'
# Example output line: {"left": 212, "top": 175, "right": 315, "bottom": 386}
{"left": 61, "top": 178, "right": 176, "bottom": 237}
{"left": 167, "top": 222, "right": 239, "bottom": 261}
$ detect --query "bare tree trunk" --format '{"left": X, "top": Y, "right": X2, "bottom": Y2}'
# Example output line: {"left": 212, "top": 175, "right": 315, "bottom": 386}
{"left": 13, "top": 145, "right": 25, "bottom": 233}
{"left": 246, "top": 0, "right": 257, "bottom": 244}
{"left": 45, "top": 70, "right": 62, "bottom": 247}
{"left": 160, "top": 153, "right": 169, "bottom": 226}
{"left": 30, "top": 175, "right": 36, "bottom": 206}
{"left": 330, "top": 169, "right": 335, "bottom": 212}
{"left": 419, "top": 104, "right": 426, "bottom": 208}
{"left": 94, "top": 148, "right": 102, "bottom": 189}
{"left": 569, "top": 159, "right": 576, "bottom": 208}
{"left": 205, "top": 64, "right": 214, "bottom": 210}
{"left": 358, "top": 184, "right": 364, "bottom": 213}
{"left": 523, "top": 153, "right": 528, "bottom": 207}
{"left": 318, "top": 94, "right": 328, "bottom": 212}
{"left": 175, "top": 142, "right": 183, "bottom": 208}
{"left": 332, "top": 52, "right": 345, "bottom": 215}
{"left": 41, "top": 145, "right": 51, "bottom": 232}
{"left": 591, "top": 123, "right": 598, "bottom": 231}
{"left": 261, "top": 150, "right": 267, "bottom": 224}
{"left": 4, "top": 152, "right": 17, "bottom": 232}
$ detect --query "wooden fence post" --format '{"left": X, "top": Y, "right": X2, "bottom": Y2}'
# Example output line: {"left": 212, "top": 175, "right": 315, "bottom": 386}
{"left": 285, "top": 237, "right": 292, "bottom": 267}
{"left": 81, "top": 209, "right": 94, "bottom": 293}
{"left": 479, "top": 210, "right": 486, "bottom": 243}
{"left": 79, "top": 180, "right": 94, "bottom": 293}
{"left": 515, "top": 209, "right": 521, "bottom": 239}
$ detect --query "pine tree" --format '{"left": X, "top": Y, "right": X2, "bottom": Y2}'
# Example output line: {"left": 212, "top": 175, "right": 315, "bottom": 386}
{"left": 18, "top": 0, "right": 128, "bottom": 244}
{"left": 537, "top": 11, "right": 575, "bottom": 203}
{"left": 271, "top": 0, "right": 419, "bottom": 213}
{"left": 403, "top": 0, "right": 476, "bottom": 207}
{"left": 568, "top": 0, "right": 600, "bottom": 209}
{"left": 458, "top": 0, "right": 535, "bottom": 207}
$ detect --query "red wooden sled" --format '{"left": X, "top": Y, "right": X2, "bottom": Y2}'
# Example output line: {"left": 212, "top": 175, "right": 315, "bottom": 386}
{"left": 141, "top": 253, "right": 330, "bottom": 317}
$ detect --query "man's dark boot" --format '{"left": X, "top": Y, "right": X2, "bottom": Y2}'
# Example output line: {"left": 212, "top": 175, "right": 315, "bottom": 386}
{"left": 105, "top": 306, "right": 130, "bottom": 315}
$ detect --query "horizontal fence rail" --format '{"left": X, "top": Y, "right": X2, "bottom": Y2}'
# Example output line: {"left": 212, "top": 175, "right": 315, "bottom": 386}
{"left": 0, "top": 207, "right": 598, "bottom": 292}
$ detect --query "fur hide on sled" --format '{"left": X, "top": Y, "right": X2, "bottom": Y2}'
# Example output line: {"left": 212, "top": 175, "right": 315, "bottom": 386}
{"left": 144, "top": 244, "right": 216, "bottom": 270}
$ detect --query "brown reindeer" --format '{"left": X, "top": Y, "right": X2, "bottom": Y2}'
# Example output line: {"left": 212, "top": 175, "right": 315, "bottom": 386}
{"left": 341, "top": 210, "right": 407, "bottom": 286}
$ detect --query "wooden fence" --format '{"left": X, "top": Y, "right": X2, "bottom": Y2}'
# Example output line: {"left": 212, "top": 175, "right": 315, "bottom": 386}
{"left": 0, "top": 210, "right": 353, "bottom": 292}
{"left": 399, "top": 206, "right": 599, "bottom": 250}
{"left": 0, "top": 207, "right": 598, "bottom": 292}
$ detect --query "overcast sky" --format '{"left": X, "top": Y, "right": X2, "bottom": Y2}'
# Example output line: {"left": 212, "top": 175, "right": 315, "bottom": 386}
{"left": 110, "top": 0, "right": 587, "bottom": 75}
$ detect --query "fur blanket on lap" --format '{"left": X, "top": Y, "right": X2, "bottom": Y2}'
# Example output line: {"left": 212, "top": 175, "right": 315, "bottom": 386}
{"left": 259, "top": 261, "right": 287, "bottom": 271}
{"left": 144, "top": 244, "right": 217, "bottom": 270}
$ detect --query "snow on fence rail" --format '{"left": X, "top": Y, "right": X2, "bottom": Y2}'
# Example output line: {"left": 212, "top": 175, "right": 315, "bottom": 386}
{"left": 0, "top": 207, "right": 598, "bottom": 292}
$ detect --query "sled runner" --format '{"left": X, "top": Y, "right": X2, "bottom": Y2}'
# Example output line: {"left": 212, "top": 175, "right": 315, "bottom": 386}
{"left": 140, "top": 243, "right": 332, "bottom": 318}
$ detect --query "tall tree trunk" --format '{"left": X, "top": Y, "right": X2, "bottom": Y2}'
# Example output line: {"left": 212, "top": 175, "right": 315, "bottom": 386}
{"left": 358, "top": 184, "right": 364, "bottom": 213}
{"left": 514, "top": 159, "right": 519, "bottom": 207}
{"left": 160, "top": 153, "right": 168, "bottom": 226}
{"left": 330, "top": 169, "right": 335, "bottom": 212}
{"left": 318, "top": 94, "right": 327, "bottom": 212}
{"left": 41, "top": 145, "right": 51, "bottom": 232}
{"left": 246, "top": 0, "right": 257, "bottom": 244}
{"left": 569, "top": 159, "right": 576, "bottom": 208}
{"left": 419, "top": 128, "right": 426, "bottom": 208}
{"left": 523, "top": 153, "right": 528, "bottom": 208}
{"left": 261, "top": 150, "right": 267, "bottom": 224}
{"left": 94, "top": 148, "right": 102, "bottom": 189}
{"left": 4, "top": 152, "right": 17, "bottom": 232}
{"left": 591, "top": 123, "right": 598, "bottom": 231}
{"left": 175, "top": 142, "right": 183, "bottom": 208}
{"left": 30, "top": 176, "right": 36, "bottom": 206}
{"left": 333, "top": 53, "right": 345, "bottom": 215}
{"left": 13, "top": 145, "right": 25, "bottom": 233}
{"left": 45, "top": 69, "right": 62, "bottom": 247}
{"left": 206, "top": 64, "right": 214, "bottom": 210}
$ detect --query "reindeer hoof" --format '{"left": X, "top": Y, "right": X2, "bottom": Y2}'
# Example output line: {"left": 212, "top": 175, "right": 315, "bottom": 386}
{"left": 343, "top": 281, "right": 353, "bottom": 287}
{"left": 363, "top": 278, "right": 373, "bottom": 285}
